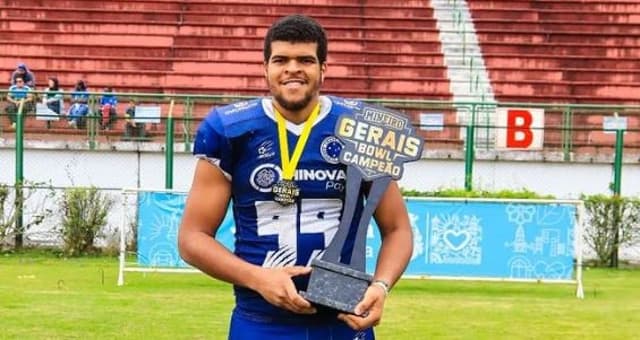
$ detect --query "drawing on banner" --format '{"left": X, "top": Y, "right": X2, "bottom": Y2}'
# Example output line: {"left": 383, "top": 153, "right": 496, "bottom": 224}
{"left": 505, "top": 204, "right": 535, "bottom": 253}
{"left": 409, "top": 212, "right": 424, "bottom": 261}
{"left": 149, "top": 213, "right": 179, "bottom": 242}
{"left": 508, "top": 257, "right": 570, "bottom": 280}
{"left": 505, "top": 204, "right": 573, "bottom": 279}
{"left": 429, "top": 213, "right": 482, "bottom": 265}
{"left": 138, "top": 192, "right": 189, "bottom": 267}
{"left": 139, "top": 190, "right": 187, "bottom": 209}
{"left": 140, "top": 211, "right": 185, "bottom": 267}
{"left": 148, "top": 242, "right": 185, "bottom": 267}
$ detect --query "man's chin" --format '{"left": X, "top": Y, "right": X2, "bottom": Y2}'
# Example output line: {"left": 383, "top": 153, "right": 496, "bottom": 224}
{"left": 274, "top": 96, "right": 311, "bottom": 112}
{"left": 280, "top": 102, "right": 307, "bottom": 112}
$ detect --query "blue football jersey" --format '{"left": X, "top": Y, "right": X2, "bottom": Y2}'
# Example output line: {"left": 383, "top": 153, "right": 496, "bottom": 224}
{"left": 193, "top": 96, "right": 366, "bottom": 323}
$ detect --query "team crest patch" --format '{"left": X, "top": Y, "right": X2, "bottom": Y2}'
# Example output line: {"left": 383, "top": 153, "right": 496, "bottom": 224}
{"left": 250, "top": 163, "right": 281, "bottom": 192}
{"left": 320, "top": 136, "right": 343, "bottom": 164}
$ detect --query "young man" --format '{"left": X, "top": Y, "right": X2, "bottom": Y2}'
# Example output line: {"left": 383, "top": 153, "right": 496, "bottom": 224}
{"left": 178, "top": 15, "right": 413, "bottom": 339}
{"left": 5, "top": 75, "right": 33, "bottom": 129}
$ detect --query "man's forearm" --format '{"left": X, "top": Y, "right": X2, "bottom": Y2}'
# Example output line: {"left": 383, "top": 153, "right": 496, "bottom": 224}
{"left": 179, "top": 230, "right": 265, "bottom": 290}
{"left": 373, "top": 227, "right": 413, "bottom": 288}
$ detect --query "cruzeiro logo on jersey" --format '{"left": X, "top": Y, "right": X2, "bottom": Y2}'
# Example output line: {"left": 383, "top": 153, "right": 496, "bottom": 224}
{"left": 320, "top": 136, "right": 343, "bottom": 164}
{"left": 250, "top": 163, "right": 347, "bottom": 193}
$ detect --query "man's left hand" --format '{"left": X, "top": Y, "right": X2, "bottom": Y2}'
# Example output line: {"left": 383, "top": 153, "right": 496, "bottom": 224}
{"left": 336, "top": 283, "right": 386, "bottom": 331}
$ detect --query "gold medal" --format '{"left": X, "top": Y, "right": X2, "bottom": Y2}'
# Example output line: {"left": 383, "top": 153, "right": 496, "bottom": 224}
{"left": 272, "top": 179, "right": 300, "bottom": 206}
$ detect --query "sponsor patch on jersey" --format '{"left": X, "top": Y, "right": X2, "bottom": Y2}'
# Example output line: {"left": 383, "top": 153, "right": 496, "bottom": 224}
{"left": 257, "top": 140, "right": 276, "bottom": 160}
{"left": 250, "top": 163, "right": 281, "bottom": 192}
{"left": 221, "top": 100, "right": 259, "bottom": 115}
{"left": 333, "top": 97, "right": 362, "bottom": 110}
{"left": 320, "top": 136, "right": 343, "bottom": 164}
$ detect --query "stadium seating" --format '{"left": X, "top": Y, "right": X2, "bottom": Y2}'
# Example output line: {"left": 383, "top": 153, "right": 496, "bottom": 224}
{"left": 467, "top": 0, "right": 640, "bottom": 104}
{"left": 0, "top": 0, "right": 458, "bottom": 143}
{"left": 0, "top": 0, "right": 637, "bottom": 151}
{"left": 0, "top": 1, "right": 449, "bottom": 99}
{"left": 467, "top": 0, "right": 640, "bottom": 150}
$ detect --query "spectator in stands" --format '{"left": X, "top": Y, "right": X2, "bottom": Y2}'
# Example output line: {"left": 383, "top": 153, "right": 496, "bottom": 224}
{"left": 67, "top": 80, "right": 89, "bottom": 129}
{"left": 178, "top": 14, "right": 412, "bottom": 339}
{"left": 99, "top": 87, "right": 118, "bottom": 130}
{"left": 43, "top": 76, "right": 63, "bottom": 115}
{"left": 124, "top": 99, "right": 145, "bottom": 139}
{"left": 10, "top": 63, "right": 36, "bottom": 88}
{"left": 4, "top": 75, "right": 34, "bottom": 129}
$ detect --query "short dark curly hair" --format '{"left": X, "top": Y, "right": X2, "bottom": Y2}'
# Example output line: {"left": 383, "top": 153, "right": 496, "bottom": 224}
{"left": 263, "top": 14, "right": 328, "bottom": 64}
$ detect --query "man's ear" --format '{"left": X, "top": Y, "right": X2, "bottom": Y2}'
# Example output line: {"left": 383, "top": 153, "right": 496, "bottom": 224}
{"left": 320, "top": 63, "right": 327, "bottom": 83}
{"left": 263, "top": 62, "right": 268, "bottom": 80}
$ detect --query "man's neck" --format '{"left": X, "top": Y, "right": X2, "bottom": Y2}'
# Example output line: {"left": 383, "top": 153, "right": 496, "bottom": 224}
{"left": 274, "top": 98, "right": 320, "bottom": 125}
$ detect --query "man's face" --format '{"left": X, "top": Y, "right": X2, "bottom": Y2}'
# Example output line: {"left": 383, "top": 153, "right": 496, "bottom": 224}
{"left": 17, "top": 68, "right": 25, "bottom": 75}
{"left": 15, "top": 79, "right": 25, "bottom": 88}
{"left": 264, "top": 41, "right": 326, "bottom": 113}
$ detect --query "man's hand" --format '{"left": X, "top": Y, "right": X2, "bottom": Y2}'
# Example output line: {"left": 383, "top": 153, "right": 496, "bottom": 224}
{"left": 253, "top": 266, "right": 316, "bottom": 315}
{"left": 337, "top": 284, "right": 387, "bottom": 331}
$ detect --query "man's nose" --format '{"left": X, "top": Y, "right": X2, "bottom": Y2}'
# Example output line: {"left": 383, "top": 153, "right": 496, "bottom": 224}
{"left": 284, "top": 60, "right": 302, "bottom": 73}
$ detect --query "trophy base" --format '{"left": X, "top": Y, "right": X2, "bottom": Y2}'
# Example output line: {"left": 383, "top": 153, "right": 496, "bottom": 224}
{"left": 300, "top": 258, "right": 372, "bottom": 315}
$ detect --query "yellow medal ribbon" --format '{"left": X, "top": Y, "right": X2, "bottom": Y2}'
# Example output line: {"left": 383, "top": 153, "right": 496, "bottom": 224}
{"left": 275, "top": 103, "right": 321, "bottom": 180}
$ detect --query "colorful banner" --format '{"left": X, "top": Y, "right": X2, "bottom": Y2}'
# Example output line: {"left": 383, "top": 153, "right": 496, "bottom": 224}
{"left": 137, "top": 192, "right": 576, "bottom": 281}
{"left": 366, "top": 200, "right": 576, "bottom": 280}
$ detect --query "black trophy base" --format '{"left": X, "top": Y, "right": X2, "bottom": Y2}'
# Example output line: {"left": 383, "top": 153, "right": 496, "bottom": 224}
{"left": 300, "top": 258, "right": 372, "bottom": 315}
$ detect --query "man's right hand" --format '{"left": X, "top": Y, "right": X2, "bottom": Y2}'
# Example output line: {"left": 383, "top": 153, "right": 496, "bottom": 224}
{"left": 252, "top": 266, "right": 316, "bottom": 315}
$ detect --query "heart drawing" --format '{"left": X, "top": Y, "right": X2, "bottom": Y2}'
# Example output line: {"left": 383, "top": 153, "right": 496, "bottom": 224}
{"left": 443, "top": 229, "right": 471, "bottom": 251}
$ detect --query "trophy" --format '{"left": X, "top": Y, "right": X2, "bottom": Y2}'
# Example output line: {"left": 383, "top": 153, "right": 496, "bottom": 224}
{"left": 300, "top": 103, "right": 424, "bottom": 315}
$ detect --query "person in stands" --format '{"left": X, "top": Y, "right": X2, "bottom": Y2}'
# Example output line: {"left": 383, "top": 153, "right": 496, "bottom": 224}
{"left": 99, "top": 87, "right": 118, "bottom": 130}
{"left": 43, "top": 76, "right": 64, "bottom": 115}
{"left": 66, "top": 80, "right": 90, "bottom": 129}
{"left": 123, "top": 98, "right": 145, "bottom": 139}
{"left": 4, "top": 75, "right": 34, "bottom": 129}
{"left": 10, "top": 63, "right": 36, "bottom": 88}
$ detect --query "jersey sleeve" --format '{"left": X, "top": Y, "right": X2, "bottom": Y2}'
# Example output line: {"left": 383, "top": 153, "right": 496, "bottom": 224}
{"left": 193, "top": 110, "right": 233, "bottom": 179}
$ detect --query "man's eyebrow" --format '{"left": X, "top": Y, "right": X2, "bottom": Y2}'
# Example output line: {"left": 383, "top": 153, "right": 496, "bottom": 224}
{"left": 271, "top": 54, "right": 317, "bottom": 60}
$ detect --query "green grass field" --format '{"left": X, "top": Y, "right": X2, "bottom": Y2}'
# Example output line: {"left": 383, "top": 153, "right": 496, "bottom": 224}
{"left": 1, "top": 252, "right": 639, "bottom": 339}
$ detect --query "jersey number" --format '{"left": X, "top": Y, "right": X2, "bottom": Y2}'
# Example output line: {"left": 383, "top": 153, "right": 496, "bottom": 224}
{"left": 256, "top": 199, "right": 342, "bottom": 267}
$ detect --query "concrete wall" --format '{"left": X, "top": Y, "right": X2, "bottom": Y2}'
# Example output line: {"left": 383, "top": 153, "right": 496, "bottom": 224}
{"left": 2, "top": 142, "right": 639, "bottom": 198}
